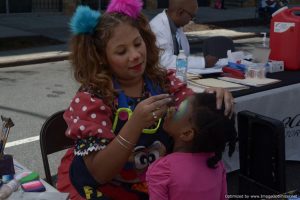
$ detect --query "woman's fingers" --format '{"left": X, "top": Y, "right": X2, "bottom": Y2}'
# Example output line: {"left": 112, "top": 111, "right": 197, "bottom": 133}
{"left": 142, "top": 94, "right": 170, "bottom": 104}
{"left": 204, "top": 87, "right": 234, "bottom": 117}
{"left": 214, "top": 87, "right": 225, "bottom": 110}
{"left": 132, "top": 94, "right": 171, "bottom": 128}
{"left": 205, "top": 87, "right": 224, "bottom": 109}
{"left": 223, "top": 91, "right": 234, "bottom": 117}
{"left": 151, "top": 105, "right": 168, "bottom": 119}
{"left": 141, "top": 94, "right": 172, "bottom": 114}
{"left": 150, "top": 97, "right": 172, "bottom": 111}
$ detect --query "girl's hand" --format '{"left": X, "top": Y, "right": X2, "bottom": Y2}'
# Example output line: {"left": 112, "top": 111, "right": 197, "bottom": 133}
{"left": 131, "top": 94, "right": 172, "bottom": 129}
{"left": 204, "top": 87, "right": 234, "bottom": 118}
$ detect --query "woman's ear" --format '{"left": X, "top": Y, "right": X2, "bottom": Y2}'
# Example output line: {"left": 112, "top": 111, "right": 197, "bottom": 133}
{"left": 180, "top": 128, "right": 195, "bottom": 142}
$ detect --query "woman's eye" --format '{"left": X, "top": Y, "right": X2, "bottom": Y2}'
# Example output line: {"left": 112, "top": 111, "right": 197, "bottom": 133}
{"left": 116, "top": 50, "right": 126, "bottom": 55}
{"left": 134, "top": 42, "right": 142, "bottom": 47}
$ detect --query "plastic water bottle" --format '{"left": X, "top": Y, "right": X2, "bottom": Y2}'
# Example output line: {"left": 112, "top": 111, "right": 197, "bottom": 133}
{"left": 176, "top": 50, "right": 188, "bottom": 83}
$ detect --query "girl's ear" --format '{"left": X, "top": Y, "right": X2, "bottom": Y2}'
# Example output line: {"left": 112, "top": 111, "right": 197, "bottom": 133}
{"left": 180, "top": 128, "right": 195, "bottom": 142}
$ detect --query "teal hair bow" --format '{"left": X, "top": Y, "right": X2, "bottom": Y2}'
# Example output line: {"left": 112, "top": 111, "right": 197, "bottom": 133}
{"left": 70, "top": 5, "right": 101, "bottom": 35}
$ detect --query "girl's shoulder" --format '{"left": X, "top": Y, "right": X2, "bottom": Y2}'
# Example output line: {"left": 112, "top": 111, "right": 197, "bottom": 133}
{"left": 147, "top": 152, "right": 187, "bottom": 173}
{"left": 146, "top": 155, "right": 172, "bottom": 180}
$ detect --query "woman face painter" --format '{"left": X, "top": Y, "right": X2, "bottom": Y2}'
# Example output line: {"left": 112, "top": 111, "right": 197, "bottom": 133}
{"left": 56, "top": 0, "right": 234, "bottom": 199}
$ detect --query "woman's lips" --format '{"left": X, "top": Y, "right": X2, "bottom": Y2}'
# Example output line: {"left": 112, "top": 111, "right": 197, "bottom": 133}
{"left": 129, "top": 63, "right": 143, "bottom": 71}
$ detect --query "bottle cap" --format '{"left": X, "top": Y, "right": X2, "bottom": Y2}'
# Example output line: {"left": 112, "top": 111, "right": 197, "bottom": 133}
{"left": 2, "top": 174, "right": 14, "bottom": 184}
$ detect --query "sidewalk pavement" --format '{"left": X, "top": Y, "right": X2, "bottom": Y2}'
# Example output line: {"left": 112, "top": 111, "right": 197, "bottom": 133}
{"left": 0, "top": 6, "right": 270, "bottom": 67}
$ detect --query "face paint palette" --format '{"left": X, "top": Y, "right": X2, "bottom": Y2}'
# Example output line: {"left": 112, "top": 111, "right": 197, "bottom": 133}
{"left": 21, "top": 180, "right": 46, "bottom": 192}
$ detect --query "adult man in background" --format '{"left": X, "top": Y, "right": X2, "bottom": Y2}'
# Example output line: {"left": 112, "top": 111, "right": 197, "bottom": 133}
{"left": 150, "top": 0, "right": 218, "bottom": 69}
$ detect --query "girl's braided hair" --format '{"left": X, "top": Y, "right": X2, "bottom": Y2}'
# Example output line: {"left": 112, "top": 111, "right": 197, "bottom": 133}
{"left": 191, "top": 93, "right": 237, "bottom": 169}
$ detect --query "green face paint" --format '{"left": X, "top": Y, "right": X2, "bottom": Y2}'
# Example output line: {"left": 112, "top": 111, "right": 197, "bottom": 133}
{"left": 173, "top": 99, "right": 189, "bottom": 121}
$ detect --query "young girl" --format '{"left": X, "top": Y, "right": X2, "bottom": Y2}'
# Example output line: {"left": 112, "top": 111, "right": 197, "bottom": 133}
{"left": 146, "top": 93, "right": 237, "bottom": 200}
{"left": 56, "top": 0, "right": 234, "bottom": 199}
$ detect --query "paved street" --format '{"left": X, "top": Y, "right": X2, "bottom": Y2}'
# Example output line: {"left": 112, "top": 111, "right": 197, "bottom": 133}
{"left": 0, "top": 60, "right": 78, "bottom": 177}
{"left": 0, "top": 3, "right": 299, "bottom": 194}
{"left": 0, "top": 36, "right": 263, "bottom": 179}
{"left": 0, "top": 4, "right": 270, "bottom": 183}
{"left": 1, "top": 35, "right": 300, "bottom": 195}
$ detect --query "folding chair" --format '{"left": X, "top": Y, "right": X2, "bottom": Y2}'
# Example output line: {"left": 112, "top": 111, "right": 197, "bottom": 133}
{"left": 40, "top": 110, "right": 74, "bottom": 186}
{"left": 202, "top": 36, "right": 235, "bottom": 59}
{"left": 237, "top": 110, "right": 286, "bottom": 195}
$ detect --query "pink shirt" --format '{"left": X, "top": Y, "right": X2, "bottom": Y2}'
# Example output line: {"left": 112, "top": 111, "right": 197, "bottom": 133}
{"left": 146, "top": 152, "right": 227, "bottom": 200}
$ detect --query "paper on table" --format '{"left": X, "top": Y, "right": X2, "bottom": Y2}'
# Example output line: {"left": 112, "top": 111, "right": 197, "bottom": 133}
{"left": 187, "top": 83, "right": 205, "bottom": 93}
{"left": 188, "top": 78, "right": 249, "bottom": 91}
{"left": 188, "top": 66, "right": 222, "bottom": 75}
{"left": 218, "top": 77, "right": 281, "bottom": 87}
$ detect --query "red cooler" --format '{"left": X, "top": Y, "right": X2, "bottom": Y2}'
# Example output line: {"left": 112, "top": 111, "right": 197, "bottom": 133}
{"left": 269, "top": 7, "right": 300, "bottom": 70}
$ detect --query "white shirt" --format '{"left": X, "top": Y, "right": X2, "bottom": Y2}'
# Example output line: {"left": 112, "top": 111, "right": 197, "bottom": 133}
{"left": 150, "top": 10, "right": 206, "bottom": 70}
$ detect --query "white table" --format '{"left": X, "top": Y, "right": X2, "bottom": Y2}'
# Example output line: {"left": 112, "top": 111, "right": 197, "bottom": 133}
{"left": 6, "top": 160, "right": 69, "bottom": 199}
{"left": 224, "top": 83, "right": 300, "bottom": 172}
{"left": 189, "top": 81, "right": 300, "bottom": 172}
{"left": 13, "top": 159, "right": 57, "bottom": 192}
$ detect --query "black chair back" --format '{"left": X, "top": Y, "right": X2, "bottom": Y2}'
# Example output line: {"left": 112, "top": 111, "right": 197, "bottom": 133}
{"left": 40, "top": 110, "right": 74, "bottom": 186}
{"left": 238, "top": 110, "right": 286, "bottom": 195}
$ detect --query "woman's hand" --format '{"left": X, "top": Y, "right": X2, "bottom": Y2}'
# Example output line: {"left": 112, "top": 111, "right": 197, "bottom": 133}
{"left": 131, "top": 94, "right": 172, "bottom": 129}
{"left": 204, "top": 87, "right": 234, "bottom": 117}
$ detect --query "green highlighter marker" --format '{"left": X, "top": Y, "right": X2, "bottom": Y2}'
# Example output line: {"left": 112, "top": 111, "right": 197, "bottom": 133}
{"left": 19, "top": 172, "right": 39, "bottom": 184}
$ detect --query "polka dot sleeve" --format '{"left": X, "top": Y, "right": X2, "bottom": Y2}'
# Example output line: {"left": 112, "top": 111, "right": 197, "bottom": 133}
{"left": 63, "top": 91, "right": 115, "bottom": 156}
{"left": 166, "top": 70, "right": 194, "bottom": 107}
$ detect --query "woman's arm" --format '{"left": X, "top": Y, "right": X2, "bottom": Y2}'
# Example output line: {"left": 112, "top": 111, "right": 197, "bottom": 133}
{"left": 84, "top": 94, "right": 172, "bottom": 183}
{"left": 165, "top": 70, "right": 234, "bottom": 117}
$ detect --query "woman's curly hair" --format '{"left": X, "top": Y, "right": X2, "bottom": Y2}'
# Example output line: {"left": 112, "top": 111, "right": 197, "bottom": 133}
{"left": 69, "top": 12, "right": 167, "bottom": 106}
{"left": 190, "top": 93, "right": 237, "bottom": 169}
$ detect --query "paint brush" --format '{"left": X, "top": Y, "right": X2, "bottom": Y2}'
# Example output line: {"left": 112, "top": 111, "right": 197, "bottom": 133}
{"left": 0, "top": 116, "right": 14, "bottom": 159}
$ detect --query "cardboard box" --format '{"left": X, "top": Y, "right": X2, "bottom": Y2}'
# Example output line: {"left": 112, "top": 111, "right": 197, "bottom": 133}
{"left": 266, "top": 60, "right": 284, "bottom": 73}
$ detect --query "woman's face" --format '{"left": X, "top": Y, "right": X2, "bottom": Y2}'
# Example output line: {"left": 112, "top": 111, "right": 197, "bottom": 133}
{"left": 106, "top": 23, "right": 147, "bottom": 81}
{"left": 163, "top": 96, "right": 194, "bottom": 138}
